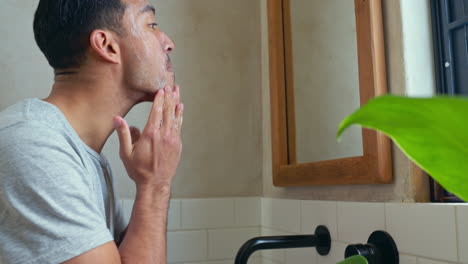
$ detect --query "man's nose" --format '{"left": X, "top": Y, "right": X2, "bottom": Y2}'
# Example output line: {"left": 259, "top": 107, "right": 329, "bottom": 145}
{"left": 162, "top": 32, "right": 175, "bottom": 53}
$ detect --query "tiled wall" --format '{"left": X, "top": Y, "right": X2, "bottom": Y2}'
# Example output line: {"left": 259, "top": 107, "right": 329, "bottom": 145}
{"left": 120, "top": 197, "right": 468, "bottom": 264}
{"left": 120, "top": 197, "right": 262, "bottom": 264}
{"left": 261, "top": 198, "right": 468, "bottom": 264}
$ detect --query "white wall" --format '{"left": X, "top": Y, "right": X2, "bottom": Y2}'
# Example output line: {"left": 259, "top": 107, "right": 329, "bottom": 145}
{"left": 120, "top": 196, "right": 468, "bottom": 264}
{"left": 0, "top": 1, "right": 53, "bottom": 108}
{"left": 107, "top": 0, "right": 264, "bottom": 199}
{"left": 0, "top": 0, "right": 264, "bottom": 199}
{"left": 400, "top": 0, "right": 436, "bottom": 97}
{"left": 1, "top": 1, "right": 460, "bottom": 263}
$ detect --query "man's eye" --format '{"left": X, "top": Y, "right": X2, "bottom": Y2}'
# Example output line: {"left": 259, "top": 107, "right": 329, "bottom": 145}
{"left": 149, "top": 23, "right": 159, "bottom": 29}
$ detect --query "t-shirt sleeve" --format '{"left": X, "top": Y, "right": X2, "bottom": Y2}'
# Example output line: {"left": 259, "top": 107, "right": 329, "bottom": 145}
{"left": 0, "top": 124, "right": 114, "bottom": 264}
{"left": 114, "top": 200, "right": 128, "bottom": 243}
{"left": 107, "top": 164, "right": 129, "bottom": 241}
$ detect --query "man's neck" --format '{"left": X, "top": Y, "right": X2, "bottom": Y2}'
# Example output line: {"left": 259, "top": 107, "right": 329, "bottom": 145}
{"left": 43, "top": 77, "right": 142, "bottom": 154}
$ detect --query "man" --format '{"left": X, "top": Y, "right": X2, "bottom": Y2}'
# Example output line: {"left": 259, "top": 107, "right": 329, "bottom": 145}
{"left": 0, "top": 0, "right": 183, "bottom": 263}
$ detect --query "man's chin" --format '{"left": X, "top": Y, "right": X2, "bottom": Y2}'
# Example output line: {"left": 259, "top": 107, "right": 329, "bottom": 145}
{"left": 136, "top": 92, "right": 158, "bottom": 104}
{"left": 135, "top": 75, "right": 175, "bottom": 104}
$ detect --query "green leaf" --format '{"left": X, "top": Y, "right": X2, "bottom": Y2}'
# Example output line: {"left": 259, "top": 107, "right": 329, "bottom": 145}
{"left": 337, "top": 255, "right": 368, "bottom": 264}
{"left": 337, "top": 95, "right": 468, "bottom": 201}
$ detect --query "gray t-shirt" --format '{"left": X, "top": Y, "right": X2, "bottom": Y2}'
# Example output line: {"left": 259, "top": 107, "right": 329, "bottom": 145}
{"left": 0, "top": 98, "right": 127, "bottom": 264}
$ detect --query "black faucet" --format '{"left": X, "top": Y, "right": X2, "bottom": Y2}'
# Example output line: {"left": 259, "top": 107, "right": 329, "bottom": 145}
{"left": 234, "top": 225, "right": 331, "bottom": 264}
{"left": 345, "top": 231, "right": 399, "bottom": 264}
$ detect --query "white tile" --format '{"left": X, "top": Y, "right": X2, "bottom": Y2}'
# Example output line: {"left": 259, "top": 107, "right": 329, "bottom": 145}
{"left": 183, "top": 260, "right": 234, "bottom": 264}
{"left": 261, "top": 198, "right": 271, "bottom": 227}
{"left": 208, "top": 228, "right": 260, "bottom": 260}
{"left": 285, "top": 247, "right": 317, "bottom": 264}
{"left": 301, "top": 200, "right": 338, "bottom": 240}
{"left": 248, "top": 252, "right": 263, "bottom": 264}
{"left": 337, "top": 202, "right": 385, "bottom": 243}
{"left": 262, "top": 198, "right": 301, "bottom": 233}
{"left": 261, "top": 227, "right": 296, "bottom": 236}
{"left": 236, "top": 197, "right": 261, "bottom": 226}
{"left": 181, "top": 198, "right": 235, "bottom": 229}
{"left": 167, "top": 230, "right": 207, "bottom": 263}
{"left": 417, "top": 257, "right": 456, "bottom": 264}
{"left": 184, "top": 260, "right": 234, "bottom": 264}
{"left": 399, "top": 254, "right": 418, "bottom": 264}
{"left": 385, "top": 203, "right": 457, "bottom": 262}
{"left": 182, "top": 260, "right": 231, "bottom": 264}
{"left": 247, "top": 257, "right": 262, "bottom": 264}
{"left": 316, "top": 240, "right": 347, "bottom": 264}
{"left": 262, "top": 258, "right": 283, "bottom": 264}
{"left": 168, "top": 199, "right": 181, "bottom": 230}
{"left": 457, "top": 205, "right": 468, "bottom": 263}
{"left": 260, "top": 227, "right": 294, "bottom": 263}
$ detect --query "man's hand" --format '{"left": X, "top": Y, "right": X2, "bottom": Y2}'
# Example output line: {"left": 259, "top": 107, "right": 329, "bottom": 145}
{"left": 113, "top": 85, "right": 184, "bottom": 188}
{"left": 63, "top": 86, "right": 183, "bottom": 264}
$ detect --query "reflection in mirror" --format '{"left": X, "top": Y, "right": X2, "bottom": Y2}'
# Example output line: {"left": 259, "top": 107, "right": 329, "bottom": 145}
{"left": 289, "top": 0, "right": 363, "bottom": 163}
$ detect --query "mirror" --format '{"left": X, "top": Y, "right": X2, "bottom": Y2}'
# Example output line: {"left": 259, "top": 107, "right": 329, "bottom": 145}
{"left": 289, "top": 0, "right": 363, "bottom": 164}
{"left": 268, "top": 0, "right": 392, "bottom": 186}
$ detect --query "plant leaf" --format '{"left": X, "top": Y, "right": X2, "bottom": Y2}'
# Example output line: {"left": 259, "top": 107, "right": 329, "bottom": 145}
{"left": 337, "top": 95, "right": 468, "bottom": 201}
{"left": 337, "top": 255, "right": 368, "bottom": 264}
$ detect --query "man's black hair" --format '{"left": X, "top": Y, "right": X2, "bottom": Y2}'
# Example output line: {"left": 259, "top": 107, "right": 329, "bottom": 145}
{"left": 33, "top": 0, "right": 126, "bottom": 70}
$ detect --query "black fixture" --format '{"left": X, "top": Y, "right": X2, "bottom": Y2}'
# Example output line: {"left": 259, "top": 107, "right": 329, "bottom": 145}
{"left": 345, "top": 231, "right": 399, "bottom": 264}
{"left": 235, "top": 225, "right": 331, "bottom": 264}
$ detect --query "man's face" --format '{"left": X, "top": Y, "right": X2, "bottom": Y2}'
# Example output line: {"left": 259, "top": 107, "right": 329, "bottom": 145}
{"left": 119, "top": 0, "right": 175, "bottom": 98}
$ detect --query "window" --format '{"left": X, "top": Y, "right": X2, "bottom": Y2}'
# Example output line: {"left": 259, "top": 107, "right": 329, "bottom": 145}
{"left": 430, "top": 0, "right": 468, "bottom": 202}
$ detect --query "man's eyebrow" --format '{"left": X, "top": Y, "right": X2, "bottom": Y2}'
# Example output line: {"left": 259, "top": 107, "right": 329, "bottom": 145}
{"left": 139, "top": 5, "right": 156, "bottom": 15}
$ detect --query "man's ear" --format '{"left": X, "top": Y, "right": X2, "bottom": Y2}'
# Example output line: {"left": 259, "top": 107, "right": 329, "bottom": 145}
{"left": 89, "top": 30, "right": 121, "bottom": 64}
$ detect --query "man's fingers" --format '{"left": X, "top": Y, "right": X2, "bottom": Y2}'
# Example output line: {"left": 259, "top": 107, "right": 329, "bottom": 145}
{"left": 174, "top": 85, "right": 181, "bottom": 105}
{"left": 113, "top": 116, "right": 132, "bottom": 158}
{"left": 174, "top": 103, "right": 184, "bottom": 136}
{"left": 163, "top": 86, "right": 176, "bottom": 131}
{"left": 129, "top": 126, "right": 141, "bottom": 144}
{"left": 144, "top": 89, "right": 165, "bottom": 134}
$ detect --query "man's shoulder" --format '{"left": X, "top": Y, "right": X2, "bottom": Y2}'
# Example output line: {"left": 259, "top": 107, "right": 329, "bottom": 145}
{"left": 0, "top": 100, "right": 89, "bottom": 184}
{"left": 0, "top": 99, "right": 29, "bottom": 131}
{"left": 0, "top": 98, "right": 68, "bottom": 140}
{"left": 0, "top": 118, "right": 84, "bottom": 171}
{"left": 0, "top": 98, "right": 54, "bottom": 137}
{"left": 2, "top": 98, "right": 60, "bottom": 135}
{"left": 0, "top": 118, "right": 67, "bottom": 148}
{"left": 0, "top": 119, "right": 88, "bottom": 188}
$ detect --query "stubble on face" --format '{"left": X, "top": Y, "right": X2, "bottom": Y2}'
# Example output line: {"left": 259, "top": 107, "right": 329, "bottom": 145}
{"left": 160, "top": 56, "right": 176, "bottom": 89}
{"left": 120, "top": 0, "right": 172, "bottom": 95}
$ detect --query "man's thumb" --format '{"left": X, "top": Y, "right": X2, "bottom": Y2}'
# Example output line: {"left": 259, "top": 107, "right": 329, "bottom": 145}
{"left": 113, "top": 116, "right": 132, "bottom": 158}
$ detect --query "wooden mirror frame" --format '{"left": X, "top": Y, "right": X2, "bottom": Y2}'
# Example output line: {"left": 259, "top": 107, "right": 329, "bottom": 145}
{"left": 269, "top": 0, "right": 392, "bottom": 186}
